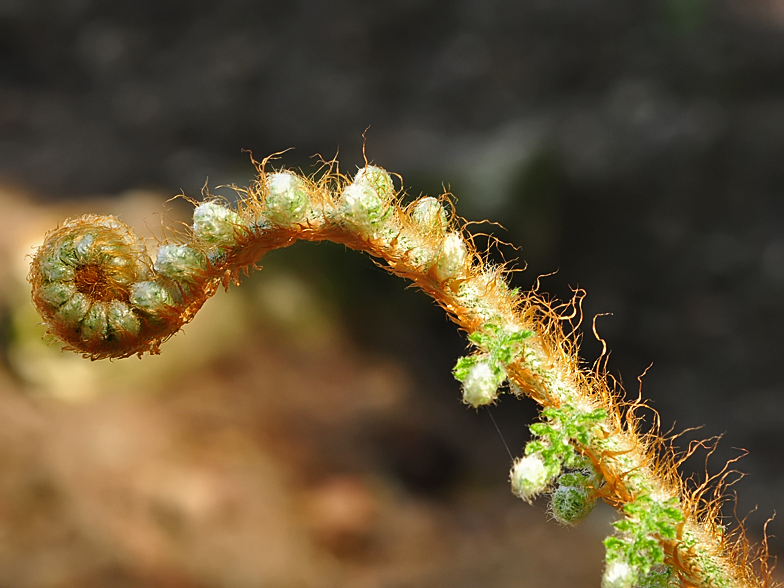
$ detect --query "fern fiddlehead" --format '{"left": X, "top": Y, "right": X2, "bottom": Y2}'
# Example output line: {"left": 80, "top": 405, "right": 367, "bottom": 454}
{"left": 28, "top": 157, "right": 772, "bottom": 588}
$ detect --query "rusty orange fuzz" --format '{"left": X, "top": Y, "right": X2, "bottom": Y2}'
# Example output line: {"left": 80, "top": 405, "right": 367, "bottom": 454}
{"left": 29, "top": 158, "right": 775, "bottom": 588}
{"left": 29, "top": 214, "right": 216, "bottom": 359}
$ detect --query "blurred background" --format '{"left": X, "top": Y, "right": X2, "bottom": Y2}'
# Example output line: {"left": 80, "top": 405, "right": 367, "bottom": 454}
{"left": 1, "top": 0, "right": 784, "bottom": 586}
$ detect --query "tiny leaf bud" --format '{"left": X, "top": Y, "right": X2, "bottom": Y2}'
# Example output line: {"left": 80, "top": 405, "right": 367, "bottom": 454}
{"left": 81, "top": 302, "right": 108, "bottom": 342}
{"left": 510, "top": 453, "right": 552, "bottom": 502}
{"left": 155, "top": 244, "right": 206, "bottom": 282}
{"left": 57, "top": 292, "right": 91, "bottom": 326}
{"left": 39, "top": 255, "right": 75, "bottom": 282}
{"left": 193, "top": 202, "right": 243, "bottom": 247}
{"left": 411, "top": 197, "right": 448, "bottom": 235}
{"left": 37, "top": 282, "right": 76, "bottom": 309}
{"left": 265, "top": 172, "right": 310, "bottom": 226}
{"left": 340, "top": 183, "right": 384, "bottom": 233}
{"left": 72, "top": 232, "right": 96, "bottom": 262}
{"left": 353, "top": 165, "right": 395, "bottom": 199}
{"left": 106, "top": 300, "right": 141, "bottom": 338}
{"left": 129, "top": 281, "right": 176, "bottom": 315}
{"left": 550, "top": 483, "right": 596, "bottom": 525}
{"left": 602, "top": 560, "right": 636, "bottom": 588}
{"left": 435, "top": 232, "right": 467, "bottom": 282}
{"left": 461, "top": 360, "right": 503, "bottom": 407}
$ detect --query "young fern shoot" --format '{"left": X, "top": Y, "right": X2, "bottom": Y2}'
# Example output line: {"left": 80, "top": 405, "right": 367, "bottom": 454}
{"left": 28, "top": 157, "right": 773, "bottom": 588}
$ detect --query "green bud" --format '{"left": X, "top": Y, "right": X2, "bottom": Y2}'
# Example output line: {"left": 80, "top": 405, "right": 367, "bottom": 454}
{"left": 129, "top": 281, "right": 176, "bottom": 314}
{"left": 37, "top": 282, "right": 77, "bottom": 309}
{"left": 56, "top": 292, "right": 91, "bottom": 327}
{"left": 39, "top": 254, "right": 75, "bottom": 282}
{"left": 341, "top": 183, "right": 384, "bottom": 233}
{"left": 193, "top": 202, "right": 244, "bottom": 247}
{"left": 81, "top": 302, "right": 108, "bottom": 342}
{"left": 107, "top": 255, "right": 141, "bottom": 284}
{"left": 265, "top": 172, "right": 310, "bottom": 226}
{"left": 550, "top": 483, "right": 596, "bottom": 525}
{"left": 155, "top": 244, "right": 206, "bottom": 282}
{"left": 72, "top": 232, "right": 96, "bottom": 262}
{"left": 107, "top": 300, "right": 141, "bottom": 338}
{"left": 55, "top": 237, "right": 79, "bottom": 267}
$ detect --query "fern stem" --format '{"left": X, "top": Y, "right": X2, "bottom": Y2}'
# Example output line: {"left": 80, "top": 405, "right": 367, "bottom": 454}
{"left": 28, "top": 159, "right": 770, "bottom": 588}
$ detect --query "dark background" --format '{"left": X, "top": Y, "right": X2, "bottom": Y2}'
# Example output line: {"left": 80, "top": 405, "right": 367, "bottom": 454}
{"left": 2, "top": 0, "right": 784, "bottom": 585}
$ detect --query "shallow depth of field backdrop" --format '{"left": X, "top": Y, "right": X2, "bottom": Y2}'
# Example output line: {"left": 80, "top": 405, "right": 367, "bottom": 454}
{"left": 1, "top": 1, "right": 784, "bottom": 587}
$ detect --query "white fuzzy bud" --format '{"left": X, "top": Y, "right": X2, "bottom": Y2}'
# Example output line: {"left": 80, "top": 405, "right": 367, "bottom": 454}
{"left": 411, "top": 197, "right": 448, "bottom": 235}
{"left": 510, "top": 454, "right": 550, "bottom": 502}
{"left": 193, "top": 202, "right": 243, "bottom": 247}
{"left": 602, "top": 560, "right": 636, "bottom": 588}
{"left": 265, "top": 172, "right": 310, "bottom": 226}
{"left": 462, "top": 361, "right": 502, "bottom": 407}
{"left": 398, "top": 198, "right": 447, "bottom": 269}
{"left": 341, "top": 183, "right": 384, "bottom": 233}
{"left": 353, "top": 166, "right": 395, "bottom": 199}
{"left": 435, "top": 232, "right": 467, "bottom": 281}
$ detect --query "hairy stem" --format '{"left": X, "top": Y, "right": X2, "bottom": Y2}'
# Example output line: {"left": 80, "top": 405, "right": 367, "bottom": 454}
{"left": 28, "top": 158, "right": 771, "bottom": 588}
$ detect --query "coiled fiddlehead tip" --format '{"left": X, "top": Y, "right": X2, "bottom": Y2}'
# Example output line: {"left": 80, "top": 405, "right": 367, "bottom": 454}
{"left": 28, "top": 214, "right": 199, "bottom": 360}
